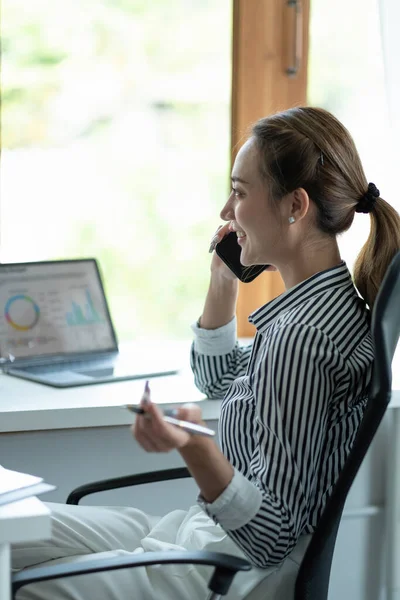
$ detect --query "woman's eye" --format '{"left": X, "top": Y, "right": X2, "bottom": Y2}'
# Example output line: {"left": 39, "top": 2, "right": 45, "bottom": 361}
{"left": 232, "top": 187, "right": 244, "bottom": 198}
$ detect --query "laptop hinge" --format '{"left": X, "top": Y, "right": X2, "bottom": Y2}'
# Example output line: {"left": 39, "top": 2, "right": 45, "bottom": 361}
{"left": 0, "top": 350, "right": 119, "bottom": 371}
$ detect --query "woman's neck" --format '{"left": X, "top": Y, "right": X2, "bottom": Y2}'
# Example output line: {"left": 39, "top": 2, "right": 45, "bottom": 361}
{"left": 278, "top": 238, "right": 342, "bottom": 290}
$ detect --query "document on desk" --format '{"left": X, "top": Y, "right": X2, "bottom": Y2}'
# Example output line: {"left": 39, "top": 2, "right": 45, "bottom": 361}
{"left": 0, "top": 465, "right": 55, "bottom": 506}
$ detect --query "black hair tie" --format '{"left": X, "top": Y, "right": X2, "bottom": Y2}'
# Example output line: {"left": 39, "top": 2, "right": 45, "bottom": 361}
{"left": 355, "top": 182, "right": 380, "bottom": 214}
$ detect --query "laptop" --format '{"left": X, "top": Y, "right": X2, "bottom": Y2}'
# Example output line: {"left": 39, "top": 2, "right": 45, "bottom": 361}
{"left": 0, "top": 259, "right": 179, "bottom": 388}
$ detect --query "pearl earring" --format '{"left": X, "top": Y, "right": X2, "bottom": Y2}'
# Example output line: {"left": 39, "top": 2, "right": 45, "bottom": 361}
{"left": 288, "top": 217, "right": 296, "bottom": 224}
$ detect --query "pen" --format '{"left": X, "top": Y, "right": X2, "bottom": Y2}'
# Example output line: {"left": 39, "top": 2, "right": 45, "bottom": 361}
{"left": 124, "top": 404, "right": 216, "bottom": 438}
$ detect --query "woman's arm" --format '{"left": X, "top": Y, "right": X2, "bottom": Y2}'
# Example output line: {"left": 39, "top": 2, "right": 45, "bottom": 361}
{"left": 199, "top": 272, "right": 238, "bottom": 330}
{"left": 132, "top": 400, "right": 235, "bottom": 503}
{"left": 190, "top": 330, "right": 253, "bottom": 399}
{"left": 133, "top": 325, "right": 341, "bottom": 567}
{"left": 179, "top": 435, "right": 234, "bottom": 503}
{"left": 191, "top": 248, "right": 252, "bottom": 398}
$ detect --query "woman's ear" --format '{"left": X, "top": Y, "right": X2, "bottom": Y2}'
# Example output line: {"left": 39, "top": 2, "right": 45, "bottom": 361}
{"left": 289, "top": 188, "right": 310, "bottom": 222}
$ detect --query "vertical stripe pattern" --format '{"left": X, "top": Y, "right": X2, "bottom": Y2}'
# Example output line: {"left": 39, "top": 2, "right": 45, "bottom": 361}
{"left": 191, "top": 262, "right": 374, "bottom": 567}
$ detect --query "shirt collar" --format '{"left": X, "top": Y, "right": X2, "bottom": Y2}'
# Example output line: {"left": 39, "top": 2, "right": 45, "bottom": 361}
{"left": 248, "top": 261, "right": 355, "bottom": 333}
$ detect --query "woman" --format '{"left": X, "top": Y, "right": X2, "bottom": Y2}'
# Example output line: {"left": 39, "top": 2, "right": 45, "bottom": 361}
{"left": 13, "top": 107, "right": 400, "bottom": 599}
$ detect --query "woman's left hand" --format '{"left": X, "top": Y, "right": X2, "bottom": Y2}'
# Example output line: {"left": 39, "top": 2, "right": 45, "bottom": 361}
{"left": 132, "top": 393, "right": 204, "bottom": 453}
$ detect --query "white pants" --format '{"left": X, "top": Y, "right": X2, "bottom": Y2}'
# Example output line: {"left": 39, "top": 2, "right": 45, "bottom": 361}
{"left": 12, "top": 502, "right": 310, "bottom": 600}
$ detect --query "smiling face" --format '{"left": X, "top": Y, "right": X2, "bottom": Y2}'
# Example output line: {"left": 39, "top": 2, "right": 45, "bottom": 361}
{"left": 220, "top": 137, "right": 285, "bottom": 267}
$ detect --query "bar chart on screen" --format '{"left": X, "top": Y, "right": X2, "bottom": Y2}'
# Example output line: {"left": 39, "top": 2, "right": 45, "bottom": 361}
{"left": 66, "top": 289, "right": 104, "bottom": 327}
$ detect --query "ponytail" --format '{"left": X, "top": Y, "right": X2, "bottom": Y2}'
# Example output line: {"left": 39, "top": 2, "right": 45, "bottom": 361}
{"left": 354, "top": 198, "right": 400, "bottom": 308}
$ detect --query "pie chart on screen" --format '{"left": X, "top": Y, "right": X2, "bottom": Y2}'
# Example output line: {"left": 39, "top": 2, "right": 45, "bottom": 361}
{"left": 4, "top": 295, "right": 40, "bottom": 331}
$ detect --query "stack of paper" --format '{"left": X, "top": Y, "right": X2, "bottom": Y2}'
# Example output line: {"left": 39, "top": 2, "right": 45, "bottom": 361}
{"left": 0, "top": 466, "right": 55, "bottom": 506}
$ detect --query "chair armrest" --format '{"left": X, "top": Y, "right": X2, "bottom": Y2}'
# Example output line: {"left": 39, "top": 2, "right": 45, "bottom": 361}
{"left": 12, "top": 550, "right": 252, "bottom": 598}
{"left": 66, "top": 467, "right": 191, "bottom": 505}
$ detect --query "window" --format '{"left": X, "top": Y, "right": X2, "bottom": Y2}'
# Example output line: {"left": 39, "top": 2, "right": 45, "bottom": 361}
{"left": 308, "top": 0, "right": 396, "bottom": 268}
{"left": 2, "top": 0, "right": 232, "bottom": 341}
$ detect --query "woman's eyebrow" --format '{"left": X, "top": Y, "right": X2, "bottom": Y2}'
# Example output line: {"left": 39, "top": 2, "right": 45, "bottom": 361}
{"left": 231, "top": 176, "right": 250, "bottom": 184}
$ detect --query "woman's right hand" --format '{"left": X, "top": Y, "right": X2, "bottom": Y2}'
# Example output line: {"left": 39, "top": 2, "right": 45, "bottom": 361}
{"left": 208, "top": 222, "right": 238, "bottom": 282}
{"left": 199, "top": 222, "right": 239, "bottom": 330}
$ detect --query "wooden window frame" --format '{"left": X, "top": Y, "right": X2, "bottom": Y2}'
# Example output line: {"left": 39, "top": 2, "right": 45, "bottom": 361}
{"left": 231, "top": 0, "right": 310, "bottom": 337}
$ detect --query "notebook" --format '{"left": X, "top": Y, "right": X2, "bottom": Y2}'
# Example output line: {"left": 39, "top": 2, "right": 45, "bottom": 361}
{"left": 0, "top": 465, "right": 56, "bottom": 506}
{"left": 0, "top": 259, "right": 179, "bottom": 387}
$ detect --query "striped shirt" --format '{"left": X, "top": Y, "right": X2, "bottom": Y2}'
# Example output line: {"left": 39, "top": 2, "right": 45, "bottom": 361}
{"left": 190, "top": 262, "right": 374, "bottom": 568}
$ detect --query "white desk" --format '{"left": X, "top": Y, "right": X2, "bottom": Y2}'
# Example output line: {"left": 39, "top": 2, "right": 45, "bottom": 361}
{"left": 0, "top": 344, "right": 399, "bottom": 600}
{"left": 0, "top": 370, "right": 216, "bottom": 433}
{"left": 0, "top": 497, "right": 51, "bottom": 600}
{"left": 0, "top": 340, "right": 213, "bottom": 433}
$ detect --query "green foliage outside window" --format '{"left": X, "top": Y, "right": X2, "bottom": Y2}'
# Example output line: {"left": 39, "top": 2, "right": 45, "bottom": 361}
{"left": 2, "top": 0, "right": 232, "bottom": 341}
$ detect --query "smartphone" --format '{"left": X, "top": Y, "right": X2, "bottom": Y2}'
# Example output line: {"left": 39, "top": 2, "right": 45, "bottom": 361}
{"left": 215, "top": 231, "right": 269, "bottom": 283}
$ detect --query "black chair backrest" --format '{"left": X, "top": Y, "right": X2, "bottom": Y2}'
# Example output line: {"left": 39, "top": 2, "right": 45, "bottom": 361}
{"left": 295, "top": 251, "right": 400, "bottom": 600}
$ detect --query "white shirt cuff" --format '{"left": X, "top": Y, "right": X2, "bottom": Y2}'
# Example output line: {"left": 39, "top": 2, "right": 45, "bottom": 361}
{"left": 197, "top": 468, "right": 263, "bottom": 530}
{"left": 190, "top": 316, "right": 237, "bottom": 356}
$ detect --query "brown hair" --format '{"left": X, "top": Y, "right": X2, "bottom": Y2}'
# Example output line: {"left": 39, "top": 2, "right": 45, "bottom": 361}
{"left": 251, "top": 106, "right": 400, "bottom": 308}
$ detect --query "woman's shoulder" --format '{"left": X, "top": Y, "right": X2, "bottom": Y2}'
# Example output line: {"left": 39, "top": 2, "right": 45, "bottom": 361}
{"left": 266, "top": 287, "right": 371, "bottom": 359}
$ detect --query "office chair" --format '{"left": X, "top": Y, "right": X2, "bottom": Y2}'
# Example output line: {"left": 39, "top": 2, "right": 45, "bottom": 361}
{"left": 12, "top": 251, "right": 400, "bottom": 600}
{"left": 294, "top": 249, "right": 400, "bottom": 599}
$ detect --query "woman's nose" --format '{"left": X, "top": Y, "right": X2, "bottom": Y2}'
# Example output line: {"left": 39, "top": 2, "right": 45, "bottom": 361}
{"left": 220, "top": 195, "right": 234, "bottom": 222}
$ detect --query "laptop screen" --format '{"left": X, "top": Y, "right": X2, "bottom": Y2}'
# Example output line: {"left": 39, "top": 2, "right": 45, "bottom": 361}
{"left": 0, "top": 260, "right": 118, "bottom": 362}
